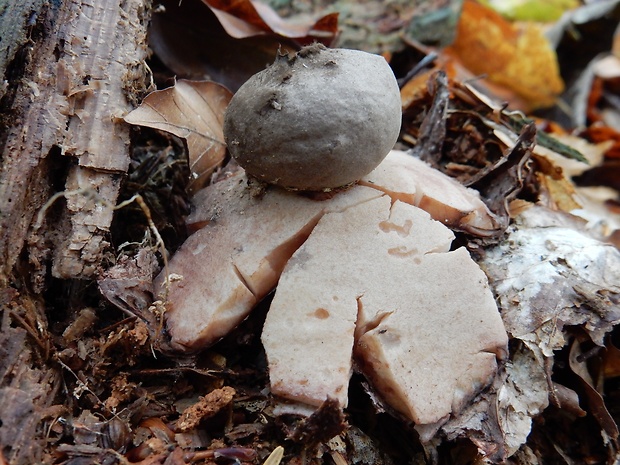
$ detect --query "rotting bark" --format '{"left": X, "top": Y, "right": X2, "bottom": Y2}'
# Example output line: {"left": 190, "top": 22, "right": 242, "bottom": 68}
{"left": 0, "top": 1, "right": 152, "bottom": 463}
{"left": 0, "top": 0, "right": 152, "bottom": 285}
{"left": 0, "top": 1, "right": 47, "bottom": 102}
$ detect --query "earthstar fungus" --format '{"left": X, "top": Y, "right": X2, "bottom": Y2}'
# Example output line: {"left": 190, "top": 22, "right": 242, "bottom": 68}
{"left": 156, "top": 45, "right": 508, "bottom": 437}
{"left": 156, "top": 154, "right": 508, "bottom": 433}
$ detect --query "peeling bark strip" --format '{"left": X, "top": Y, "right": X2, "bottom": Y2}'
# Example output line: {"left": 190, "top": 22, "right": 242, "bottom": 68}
{"left": 0, "top": 0, "right": 151, "bottom": 283}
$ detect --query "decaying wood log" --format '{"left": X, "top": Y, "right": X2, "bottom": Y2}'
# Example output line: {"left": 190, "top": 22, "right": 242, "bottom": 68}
{"left": 0, "top": 0, "right": 152, "bottom": 285}
{"left": 0, "top": 1, "right": 151, "bottom": 463}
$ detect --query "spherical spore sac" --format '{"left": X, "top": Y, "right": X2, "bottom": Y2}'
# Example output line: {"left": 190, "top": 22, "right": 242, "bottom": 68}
{"left": 223, "top": 44, "right": 402, "bottom": 191}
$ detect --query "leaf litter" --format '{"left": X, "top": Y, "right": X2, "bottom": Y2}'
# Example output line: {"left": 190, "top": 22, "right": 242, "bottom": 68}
{"left": 5, "top": 1, "right": 620, "bottom": 465}
{"left": 124, "top": 80, "right": 232, "bottom": 193}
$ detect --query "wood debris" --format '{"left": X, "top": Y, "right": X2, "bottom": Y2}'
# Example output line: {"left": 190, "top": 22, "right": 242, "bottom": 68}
{"left": 0, "top": 0, "right": 151, "bottom": 283}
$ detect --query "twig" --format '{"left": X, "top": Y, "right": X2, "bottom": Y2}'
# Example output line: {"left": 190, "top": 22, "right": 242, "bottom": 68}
{"left": 397, "top": 52, "right": 438, "bottom": 88}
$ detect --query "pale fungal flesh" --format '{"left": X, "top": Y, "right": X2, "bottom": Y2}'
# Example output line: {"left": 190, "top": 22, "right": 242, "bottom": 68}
{"left": 262, "top": 196, "right": 455, "bottom": 409}
{"left": 354, "top": 246, "right": 508, "bottom": 426}
{"left": 361, "top": 150, "right": 501, "bottom": 235}
{"left": 262, "top": 196, "right": 507, "bottom": 428}
{"left": 156, "top": 180, "right": 383, "bottom": 351}
{"left": 155, "top": 150, "right": 508, "bottom": 431}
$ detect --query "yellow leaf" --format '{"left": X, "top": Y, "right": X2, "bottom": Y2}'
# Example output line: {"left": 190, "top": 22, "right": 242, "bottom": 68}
{"left": 446, "top": 0, "right": 564, "bottom": 110}
{"left": 483, "top": 0, "right": 579, "bottom": 22}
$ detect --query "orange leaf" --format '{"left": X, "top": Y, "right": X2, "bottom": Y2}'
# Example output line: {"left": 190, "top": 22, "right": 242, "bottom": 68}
{"left": 446, "top": 0, "right": 564, "bottom": 110}
{"left": 124, "top": 80, "right": 232, "bottom": 193}
{"left": 583, "top": 125, "right": 620, "bottom": 159}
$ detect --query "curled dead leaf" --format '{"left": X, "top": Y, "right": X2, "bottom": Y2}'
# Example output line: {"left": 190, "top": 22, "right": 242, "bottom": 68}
{"left": 202, "top": 0, "right": 338, "bottom": 45}
{"left": 149, "top": 0, "right": 295, "bottom": 92}
{"left": 569, "top": 339, "right": 619, "bottom": 444}
{"left": 124, "top": 80, "right": 232, "bottom": 193}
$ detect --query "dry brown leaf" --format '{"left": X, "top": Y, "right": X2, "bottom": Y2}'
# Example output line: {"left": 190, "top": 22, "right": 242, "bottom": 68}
{"left": 569, "top": 339, "right": 619, "bottom": 443}
{"left": 124, "top": 80, "right": 232, "bottom": 193}
{"left": 202, "top": 0, "right": 338, "bottom": 45}
{"left": 445, "top": 0, "right": 564, "bottom": 110}
{"left": 603, "top": 341, "right": 620, "bottom": 379}
{"left": 583, "top": 125, "right": 620, "bottom": 159}
{"left": 532, "top": 154, "right": 583, "bottom": 213}
{"left": 149, "top": 0, "right": 288, "bottom": 92}
{"left": 400, "top": 67, "right": 436, "bottom": 110}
